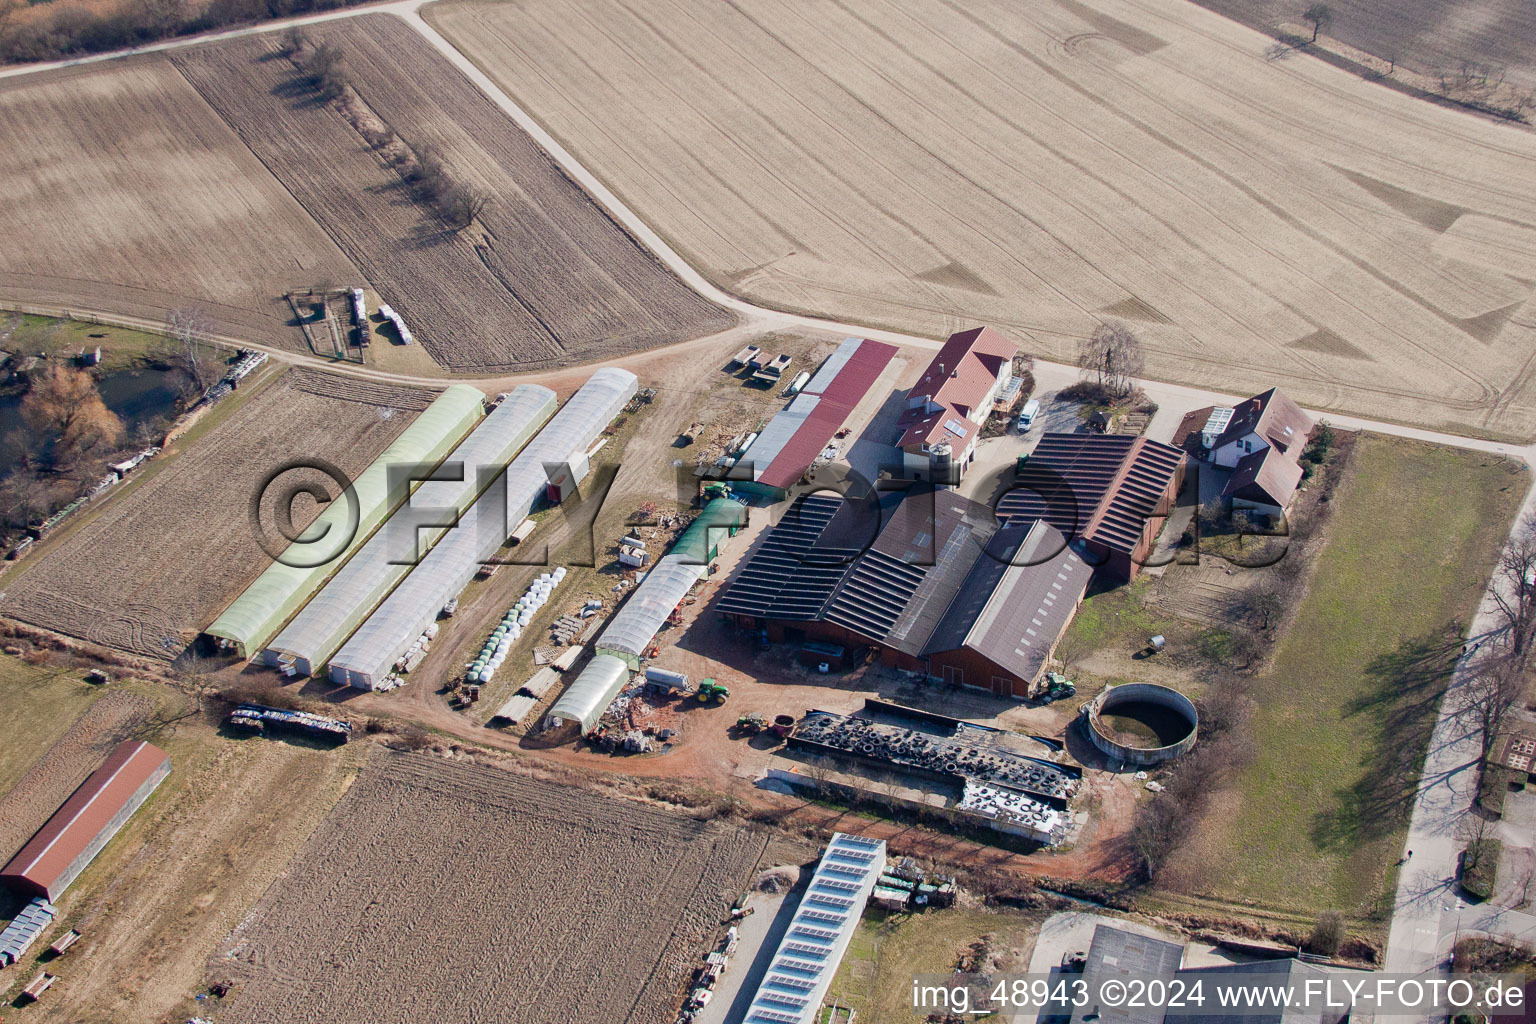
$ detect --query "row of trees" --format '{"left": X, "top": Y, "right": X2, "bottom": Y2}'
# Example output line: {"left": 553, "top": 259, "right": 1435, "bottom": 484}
{"left": 1128, "top": 671, "right": 1255, "bottom": 880}
{"left": 1456, "top": 519, "right": 1536, "bottom": 767}
{"left": 283, "top": 31, "right": 490, "bottom": 233}
{"left": 0, "top": 0, "right": 367, "bottom": 65}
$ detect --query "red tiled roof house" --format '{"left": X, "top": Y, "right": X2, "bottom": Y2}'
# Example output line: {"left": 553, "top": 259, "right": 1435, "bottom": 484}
{"left": 896, "top": 326, "right": 1019, "bottom": 483}
{"left": 1211, "top": 388, "right": 1315, "bottom": 515}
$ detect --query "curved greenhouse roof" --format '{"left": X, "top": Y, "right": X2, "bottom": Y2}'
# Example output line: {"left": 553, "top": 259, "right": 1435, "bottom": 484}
{"left": 598, "top": 498, "right": 746, "bottom": 665}
{"left": 203, "top": 384, "right": 484, "bottom": 656}
{"left": 262, "top": 386, "right": 557, "bottom": 674}
{"left": 547, "top": 654, "right": 630, "bottom": 732}
{"left": 329, "top": 368, "right": 638, "bottom": 690}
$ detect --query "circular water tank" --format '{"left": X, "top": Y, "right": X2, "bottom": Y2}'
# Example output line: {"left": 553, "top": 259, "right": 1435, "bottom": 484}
{"left": 1084, "top": 683, "right": 1199, "bottom": 767}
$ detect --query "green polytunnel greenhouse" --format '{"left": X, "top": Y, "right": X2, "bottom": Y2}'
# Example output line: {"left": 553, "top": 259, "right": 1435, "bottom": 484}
{"left": 328, "top": 368, "right": 639, "bottom": 691}
{"left": 261, "top": 385, "right": 558, "bottom": 675}
{"left": 201, "top": 384, "right": 485, "bottom": 657}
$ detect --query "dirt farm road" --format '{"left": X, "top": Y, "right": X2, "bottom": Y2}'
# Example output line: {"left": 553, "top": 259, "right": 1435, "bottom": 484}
{"left": 4, "top": 0, "right": 1536, "bottom": 975}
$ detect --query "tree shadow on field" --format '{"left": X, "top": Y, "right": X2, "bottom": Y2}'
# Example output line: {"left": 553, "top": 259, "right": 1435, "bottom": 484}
{"left": 1310, "top": 622, "right": 1467, "bottom": 851}
{"left": 270, "top": 75, "right": 332, "bottom": 111}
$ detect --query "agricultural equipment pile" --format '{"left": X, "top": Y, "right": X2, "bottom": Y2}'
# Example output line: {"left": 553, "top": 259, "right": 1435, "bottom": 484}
{"left": 957, "top": 779, "right": 1067, "bottom": 844}
{"left": 227, "top": 704, "right": 352, "bottom": 743}
{"left": 790, "top": 711, "right": 1077, "bottom": 803}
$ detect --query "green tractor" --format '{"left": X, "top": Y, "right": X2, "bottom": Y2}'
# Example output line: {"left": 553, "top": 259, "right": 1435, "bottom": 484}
{"left": 697, "top": 679, "right": 730, "bottom": 704}
{"left": 1040, "top": 672, "right": 1076, "bottom": 704}
{"left": 736, "top": 712, "right": 767, "bottom": 734}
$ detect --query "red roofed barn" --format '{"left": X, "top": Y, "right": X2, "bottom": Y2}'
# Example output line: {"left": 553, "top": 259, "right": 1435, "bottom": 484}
{"left": 735, "top": 336, "right": 898, "bottom": 500}
{"left": 2, "top": 740, "right": 170, "bottom": 901}
{"left": 897, "top": 326, "right": 1019, "bottom": 482}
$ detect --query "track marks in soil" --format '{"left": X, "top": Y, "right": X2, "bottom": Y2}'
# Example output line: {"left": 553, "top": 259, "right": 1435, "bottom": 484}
{"left": 212, "top": 750, "right": 765, "bottom": 1024}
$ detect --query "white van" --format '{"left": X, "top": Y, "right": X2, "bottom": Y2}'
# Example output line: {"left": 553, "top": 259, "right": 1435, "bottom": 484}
{"left": 1017, "top": 398, "right": 1041, "bottom": 431}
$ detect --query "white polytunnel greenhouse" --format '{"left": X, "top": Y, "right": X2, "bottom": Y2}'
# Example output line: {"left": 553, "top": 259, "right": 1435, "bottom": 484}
{"left": 201, "top": 384, "right": 485, "bottom": 657}
{"left": 261, "top": 386, "right": 558, "bottom": 675}
{"left": 328, "top": 367, "right": 638, "bottom": 690}
{"left": 596, "top": 498, "right": 747, "bottom": 668}
{"left": 545, "top": 653, "right": 631, "bottom": 732}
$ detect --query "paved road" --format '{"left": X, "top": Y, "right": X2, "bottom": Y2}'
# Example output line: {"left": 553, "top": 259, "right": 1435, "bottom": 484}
{"left": 3, "top": 0, "right": 1536, "bottom": 973}
{"left": 1385, "top": 471, "right": 1536, "bottom": 985}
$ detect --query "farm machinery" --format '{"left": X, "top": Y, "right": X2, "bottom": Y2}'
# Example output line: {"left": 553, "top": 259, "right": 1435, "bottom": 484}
{"left": 735, "top": 711, "right": 795, "bottom": 738}
{"left": 1038, "top": 672, "right": 1076, "bottom": 704}
{"left": 696, "top": 679, "right": 730, "bottom": 703}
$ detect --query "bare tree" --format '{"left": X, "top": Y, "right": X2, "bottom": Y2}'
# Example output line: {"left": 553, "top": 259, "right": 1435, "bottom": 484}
{"left": 802, "top": 756, "right": 836, "bottom": 800}
{"left": 1302, "top": 3, "right": 1332, "bottom": 43}
{"left": 302, "top": 40, "right": 346, "bottom": 100}
{"left": 277, "top": 25, "right": 308, "bottom": 57}
{"left": 164, "top": 307, "right": 222, "bottom": 395}
{"left": 132, "top": 0, "right": 186, "bottom": 39}
{"left": 0, "top": 468, "right": 52, "bottom": 532}
{"left": 1488, "top": 517, "right": 1536, "bottom": 666}
{"left": 1052, "top": 628, "right": 1091, "bottom": 680}
{"left": 443, "top": 184, "right": 490, "bottom": 232}
{"left": 0, "top": 0, "right": 23, "bottom": 56}
{"left": 1129, "top": 796, "right": 1185, "bottom": 880}
{"left": 1076, "top": 320, "right": 1144, "bottom": 400}
{"left": 1246, "top": 572, "right": 1289, "bottom": 632}
{"left": 1456, "top": 655, "right": 1525, "bottom": 761}
{"left": 1306, "top": 910, "right": 1346, "bottom": 956}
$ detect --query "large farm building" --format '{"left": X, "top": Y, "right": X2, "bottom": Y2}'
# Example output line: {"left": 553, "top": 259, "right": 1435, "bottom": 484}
{"left": 2, "top": 740, "right": 170, "bottom": 902}
{"left": 718, "top": 488, "right": 1088, "bottom": 698}
{"left": 997, "top": 433, "right": 1186, "bottom": 582}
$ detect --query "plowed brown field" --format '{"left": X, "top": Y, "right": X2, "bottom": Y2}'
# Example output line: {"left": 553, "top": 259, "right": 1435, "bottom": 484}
{"left": 170, "top": 15, "right": 733, "bottom": 373}
{"left": 0, "top": 56, "right": 360, "bottom": 348}
{"left": 430, "top": 0, "right": 1536, "bottom": 437}
{"left": 212, "top": 750, "right": 766, "bottom": 1024}
{"left": 0, "top": 370, "right": 432, "bottom": 659}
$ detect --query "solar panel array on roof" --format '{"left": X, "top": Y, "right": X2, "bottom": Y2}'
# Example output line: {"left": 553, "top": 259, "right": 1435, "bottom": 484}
{"left": 720, "top": 488, "right": 1010, "bottom": 656}
{"left": 715, "top": 494, "right": 854, "bottom": 621}
{"left": 1093, "top": 439, "right": 1183, "bottom": 553}
{"left": 822, "top": 551, "right": 926, "bottom": 640}
{"left": 743, "top": 833, "right": 886, "bottom": 1024}
{"left": 998, "top": 434, "right": 1183, "bottom": 557}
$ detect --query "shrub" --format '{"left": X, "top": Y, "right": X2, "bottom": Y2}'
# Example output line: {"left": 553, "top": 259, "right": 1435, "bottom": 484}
{"left": 1306, "top": 910, "right": 1346, "bottom": 956}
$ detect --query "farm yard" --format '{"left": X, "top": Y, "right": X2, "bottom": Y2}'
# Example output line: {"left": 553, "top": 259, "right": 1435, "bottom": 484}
{"left": 0, "top": 674, "right": 370, "bottom": 1022}
{"left": 0, "top": 56, "right": 361, "bottom": 349}
{"left": 0, "top": 369, "right": 434, "bottom": 660}
{"left": 168, "top": 15, "right": 732, "bottom": 373}
{"left": 211, "top": 750, "right": 766, "bottom": 1024}
{"left": 430, "top": 0, "right": 1536, "bottom": 438}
